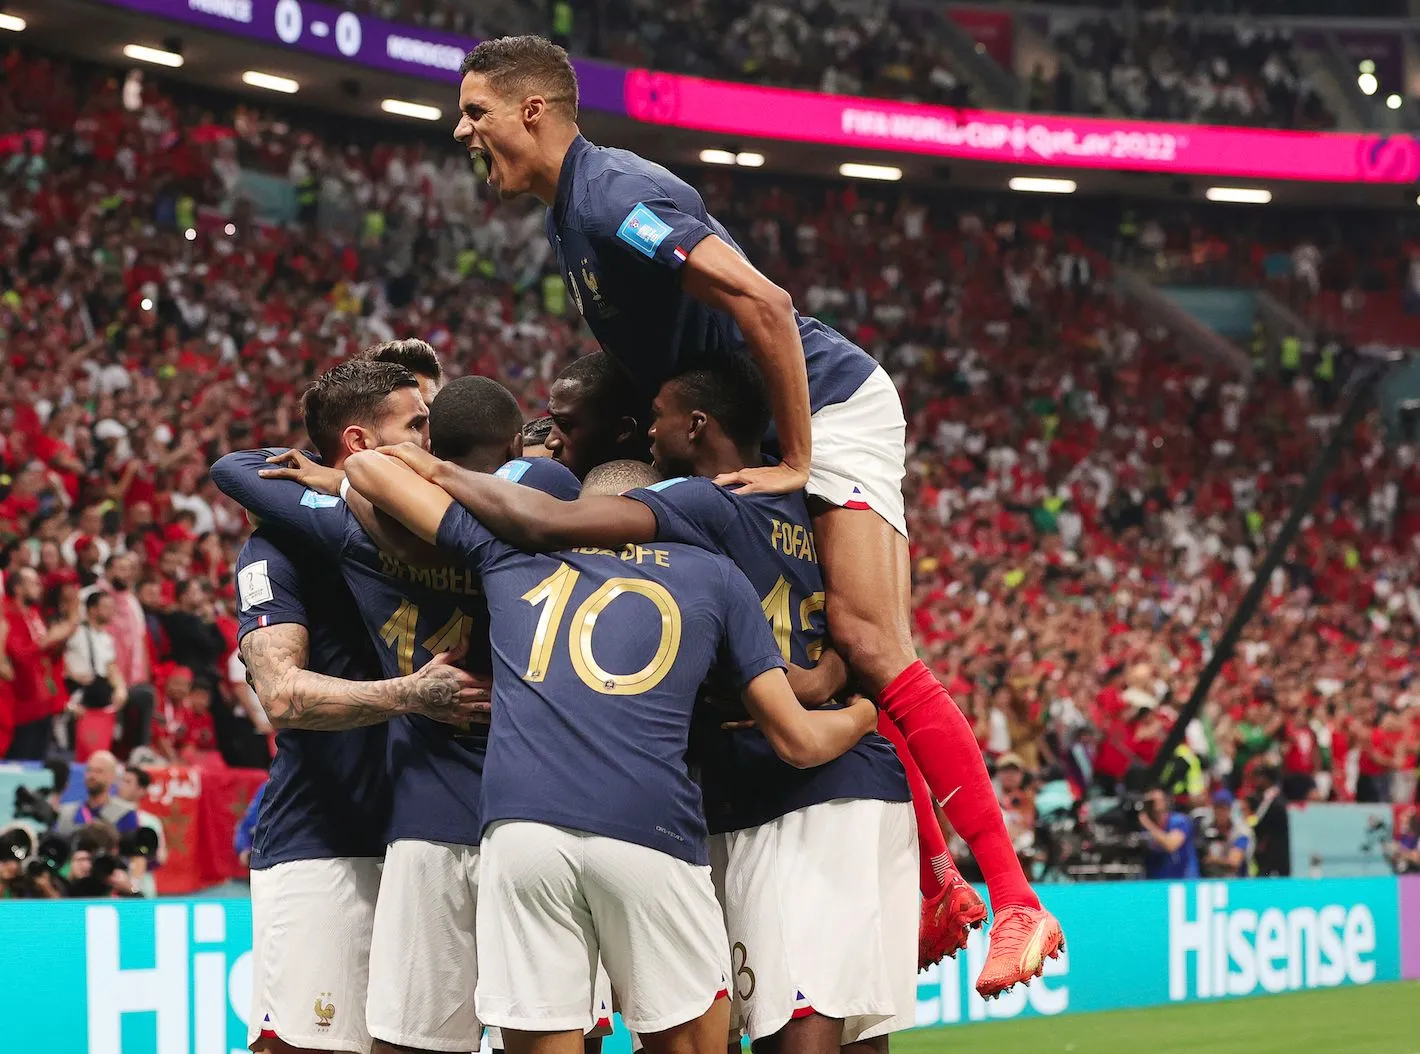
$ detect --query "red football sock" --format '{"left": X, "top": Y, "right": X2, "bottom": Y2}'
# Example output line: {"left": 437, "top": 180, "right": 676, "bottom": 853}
{"left": 877, "top": 712, "right": 952, "bottom": 897}
{"left": 879, "top": 660, "right": 1041, "bottom": 912}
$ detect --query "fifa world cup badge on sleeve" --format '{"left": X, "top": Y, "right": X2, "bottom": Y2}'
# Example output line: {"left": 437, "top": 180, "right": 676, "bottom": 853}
{"left": 616, "top": 204, "right": 673, "bottom": 258}
{"left": 300, "top": 489, "right": 342, "bottom": 509}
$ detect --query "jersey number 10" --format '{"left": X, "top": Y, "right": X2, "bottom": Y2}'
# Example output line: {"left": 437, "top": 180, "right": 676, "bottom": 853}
{"left": 522, "top": 563, "right": 683, "bottom": 696}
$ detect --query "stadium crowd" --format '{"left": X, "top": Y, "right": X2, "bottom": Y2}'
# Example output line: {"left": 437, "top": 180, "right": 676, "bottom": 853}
{"left": 1047, "top": 13, "right": 1334, "bottom": 127}
{"left": 1, "top": 49, "right": 1418, "bottom": 894}
{"left": 331, "top": 0, "right": 1352, "bottom": 127}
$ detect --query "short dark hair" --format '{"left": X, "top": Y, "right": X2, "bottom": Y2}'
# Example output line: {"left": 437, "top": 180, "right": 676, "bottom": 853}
{"left": 302, "top": 360, "right": 420, "bottom": 463}
{"left": 523, "top": 415, "right": 553, "bottom": 445}
{"left": 459, "top": 35, "right": 578, "bottom": 119}
{"left": 363, "top": 339, "right": 443, "bottom": 383}
{"left": 557, "top": 352, "right": 646, "bottom": 423}
{"left": 665, "top": 355, "right": 772, "bottom": 448}
{"left": 126, "top": 767, "right": 152, "bottom": 791}
{"left": 84, "top": 591, "right": 109, "bottom": 612}
{"left": 429, "top": 376, "right": 524, "bottom": 464}
{"left": 583, "top": 459, "right": 663, "bottom": 496}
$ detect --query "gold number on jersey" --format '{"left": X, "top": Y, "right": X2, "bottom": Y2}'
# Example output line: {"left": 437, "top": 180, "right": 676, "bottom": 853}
{"left": 379, "top": 599, "right": 420, "bottom": 675}
{"left": 522, "top": 564, "right": 683, "bottom": 696}
{"left": 425, "top": 608, "right": 475, "bottom": 659}
{"left": 731, "top": 941, "right": 756, "bottom": 1001}
{"left": 521, "top": 563, "right": 579, "bottom": 682}
{"left": 799, "top": 590, "right": 826, "bottom": 663}
{"left": 760, "top": 575, "right": 826, "bottom": 663}
{"left": 379, "top": 600, "right": 474, "bottom": 675}
{"left": 759, "top": 575, "right": 793, "bottom": 661}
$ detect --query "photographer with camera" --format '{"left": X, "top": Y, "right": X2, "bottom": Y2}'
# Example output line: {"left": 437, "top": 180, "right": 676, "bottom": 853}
{"left": 63, "top": 821, "right": 145, "bottom": 898}
{"left": 1140, "top": 785, "right": 1200, "bottom": 879}
{"left": 0, "top": 826, "right": 64, "bottom": 898}
{"left": 51, "top": 751, "right": 140, "bottom": 840}
{"left": 1386, "top": 811, "right": 1419, "bottom": 874}
{"left": 1196, "top": 789, "right": 1255, "bottom": 878}
{"left": 116, "top": 767, "right": 166, "bottom": 896}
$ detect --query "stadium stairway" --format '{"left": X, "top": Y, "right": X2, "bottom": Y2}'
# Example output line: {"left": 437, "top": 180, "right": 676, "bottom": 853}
{"left": 1114, "top": 268, "right": 1253, "bottom": 376}
{"left": 1013, "top": 14, "right": 1125, "bottom": 117}
{"left": 908, "top": 0, "right": 1024, "bottom": 108}
{"left": 1294, "top": 28, "right": 1369, "bottom": 129}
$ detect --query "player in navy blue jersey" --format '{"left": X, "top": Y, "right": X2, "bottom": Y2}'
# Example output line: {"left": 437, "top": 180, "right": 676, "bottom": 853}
{"left": 377, "top": 359, "right": 935, "bottom": 1052}
{"left": 452, "top": 36, "right": 1059, "bottom": 993}
{"left": 362, "top": 336, "right": 445, "bottom": 408}
{"left": 338, "top": 448, "right": 879, "bottom": 1054}
{"left": 215, "top": 364, "right": 593, "bottom": 1054}
{"left": 539, "top": 352, "right": 649, "bottom": 480}
{"left": 238, "top": 528, "right": 487, "bottom": 1054}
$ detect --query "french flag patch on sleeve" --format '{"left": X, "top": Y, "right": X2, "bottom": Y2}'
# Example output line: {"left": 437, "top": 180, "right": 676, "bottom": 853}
{"left": 672, "top": 245, "right": 688, "bottom": 263}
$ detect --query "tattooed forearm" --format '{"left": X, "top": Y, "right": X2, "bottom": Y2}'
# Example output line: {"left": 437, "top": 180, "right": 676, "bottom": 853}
{"left": 239, "top": 623, "right": 480, "bottom": 731}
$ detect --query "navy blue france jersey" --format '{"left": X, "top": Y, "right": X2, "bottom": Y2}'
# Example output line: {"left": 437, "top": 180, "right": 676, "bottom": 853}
{"left": 213, "top": 452, "right": 580, "bottom": 847}
{"left": 435, "top": 504, "right": 786, "bottom": 865}
{"left": 627, "top": 477, "right": 909, "bottom": 833}
{"left": 235, "top": 531, "right": 390, "bottom": 868}
{"left": 549, "top": 135, "right": 877, "bottom": 415}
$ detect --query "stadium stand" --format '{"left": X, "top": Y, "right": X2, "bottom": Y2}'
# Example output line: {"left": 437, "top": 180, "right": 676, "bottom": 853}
{"left": 1, "top": 45, "right": 1417, "bottom": 896}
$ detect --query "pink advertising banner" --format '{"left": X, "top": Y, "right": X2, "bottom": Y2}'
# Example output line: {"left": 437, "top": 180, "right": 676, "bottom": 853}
{"left": 1402, "top": 874, "right": 1420, "bottom": 980}
{"left": 625, "top": 70, "right": 1420, "bottom": 185}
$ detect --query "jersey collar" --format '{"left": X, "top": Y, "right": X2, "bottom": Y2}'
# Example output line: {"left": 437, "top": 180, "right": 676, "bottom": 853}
{"left": 553, "top": 134, "right": 593, "bottom": 223}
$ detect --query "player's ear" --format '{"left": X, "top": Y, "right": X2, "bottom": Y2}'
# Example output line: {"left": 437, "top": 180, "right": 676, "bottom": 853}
{"left": 614, "top": 415, "right": 638, "bottom": 446}
{"left": 342, "top": 424, "right": 373, "bottom": 455}
{"left": 687, "top": 410, "right": 709, "bottom": 442}
{"left": 508, "top": 433, "right": 525, "bottom": 462}
{"left": 523, "top": 94, "right": 545, "bottom": 127}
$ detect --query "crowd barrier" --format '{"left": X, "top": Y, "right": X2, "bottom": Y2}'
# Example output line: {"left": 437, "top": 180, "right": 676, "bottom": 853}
{"left": 2, "top": 876, "right": 1415, "bottom": 1052}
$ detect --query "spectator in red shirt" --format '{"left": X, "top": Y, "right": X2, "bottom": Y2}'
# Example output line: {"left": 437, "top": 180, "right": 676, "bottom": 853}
{"left": 0, "top": 616, "right": 15, "bottom": 758}
{"left": 1279, "top": 693, "right": 1322, "bottom": 802}
{"left": 2, "top": 565, "right": 78, "bottom": 759}
{"left": 1357, "top": 708, "right": 1403, "bottom": 803}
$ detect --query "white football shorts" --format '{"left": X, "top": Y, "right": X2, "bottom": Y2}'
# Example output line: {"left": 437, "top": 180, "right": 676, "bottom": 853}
{"left": 709, "top": 798, "right": 918, "bottom": 1044}
{"left": 248, "top": 856, "right": 381, "bottom": 1052}
{"left": 366, "top": 839, "right": 482, "bottom": 1052}
{"left": 805, "top": 366, "right": 908, "bottom": 538}
{"left": 476, "top": 821, "right": 731, "bottom": 1036}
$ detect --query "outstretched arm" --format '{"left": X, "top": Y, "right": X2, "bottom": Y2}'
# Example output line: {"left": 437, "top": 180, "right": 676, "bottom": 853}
{"left": 343, "top": 451, "right": 456, "bottom": 544}
{"left": 382, "top": 443, "right": 657, "bottom": 551}
{"left": 239, "top": 623, "right": 489, "bottom": 730}
{"left": 432, "top": 460, "right": 655, "bottom": 551}
{"left": 258, "top": 449, "right": 446, "bottom": 567}
{"left": 683, "top": 237, "right": 811, "bottom": 495}
{"left": 740, "top": 670, "right": 876, "bottom": 769}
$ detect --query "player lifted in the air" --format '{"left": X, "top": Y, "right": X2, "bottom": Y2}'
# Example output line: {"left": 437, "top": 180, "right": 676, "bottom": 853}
{"left": 450, "top": 35, "right": 1060, "bottom": 993}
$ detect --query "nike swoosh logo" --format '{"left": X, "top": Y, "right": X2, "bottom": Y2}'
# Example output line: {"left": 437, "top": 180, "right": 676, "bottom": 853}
{"left": 937, "top": 786, "right": 961, "bottom": 809}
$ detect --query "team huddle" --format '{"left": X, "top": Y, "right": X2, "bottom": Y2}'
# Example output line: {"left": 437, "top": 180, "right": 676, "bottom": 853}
{"left": 219, "top": 35, "right": 1062, "bottom": 1054}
